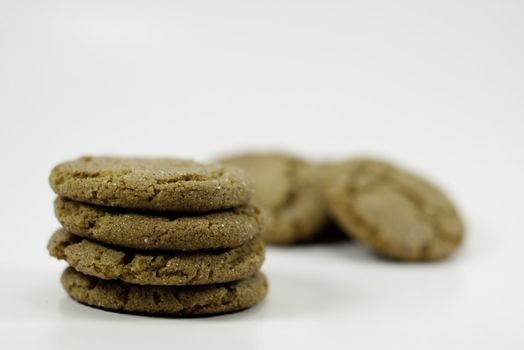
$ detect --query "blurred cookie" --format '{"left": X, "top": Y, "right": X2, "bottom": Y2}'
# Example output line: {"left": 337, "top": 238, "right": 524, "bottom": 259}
{"left": 220, "top": 153, "right": 327, "bottom": 244}
{"left": 324, "top": 159, "right": 464, "bottom": 261}
{"left": 50, "top": 156, "right": 253, "bottom": 212}
{"left": 61, "top": 267, "right": 268, "bottom": 316}
{"left": 48, "top": 229, "right": 265, "bottom": 285}
{"left": 54, "top": 197, "right": 264, "bottom": 251}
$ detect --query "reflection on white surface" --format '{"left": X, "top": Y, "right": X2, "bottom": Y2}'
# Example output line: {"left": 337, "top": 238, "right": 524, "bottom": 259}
{"left": 51, "top": 300, "right": 261, "bottom": 350}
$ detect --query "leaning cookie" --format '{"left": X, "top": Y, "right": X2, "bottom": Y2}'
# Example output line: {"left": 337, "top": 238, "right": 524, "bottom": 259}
{"left": 220, "top": 153, "right": 327, "bottom": 244}
{"left": 48, "top": 229, "right": 265, "bottom": 285}
{"left": 322, "top": 159, "right": 464, "bottom": 261}
{"left": 61, "top": 267, "right": 268, "bottom": 316}
{"left": 54, "top": 197, "right": 264, "bottom": 251}
{"left": 50, "top": 156, "right": 253, "bottom": 212}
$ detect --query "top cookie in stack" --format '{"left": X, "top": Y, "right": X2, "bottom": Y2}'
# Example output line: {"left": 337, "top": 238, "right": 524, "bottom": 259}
{"left": 48, "top": 156, "right": 268, "bottom": 316}
{"left": 50, "top": 156, "right": 253, "bottom": 212}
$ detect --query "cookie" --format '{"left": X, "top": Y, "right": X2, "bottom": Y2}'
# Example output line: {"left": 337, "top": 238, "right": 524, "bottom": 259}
{"left": 54, "top": 197, "right": 264, "bottom": 251}
{"left": 61, "top": 267, "right": 268, "bottom": 316}
{"left": 323, "top": 159, "right": 464, "bottom": 261}
{"left": 220, "top": 153, "right": 327, "bottom": 244}
{"left": 50, "top": 156, "right": 253, "bottom": 212}
{"left": 48, "top": 229, "right": 265, "bottom": 285}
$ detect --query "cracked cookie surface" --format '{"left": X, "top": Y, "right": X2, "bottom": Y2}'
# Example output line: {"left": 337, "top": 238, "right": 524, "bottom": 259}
{"left": 49, "top": 229, "right": 265, "bottom": 285}
{"left": 50, "top": 156, "right": 253, "bottom": 212}
{"left": 61, "top": 267, "right": 268, "bottom": 316}
{"left": 324, "top": 159, "right": 464, "bottom": 261}
{"left": 220, "top": 153, "right": 327, "bottom": 244}
{"left": 55, "top": 197, "right": 264, "bottom": 250}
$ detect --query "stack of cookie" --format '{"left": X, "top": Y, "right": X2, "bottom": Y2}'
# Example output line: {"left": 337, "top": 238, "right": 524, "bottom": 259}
{"left": 47, "top": 157, "right": 268, "bottom": 316}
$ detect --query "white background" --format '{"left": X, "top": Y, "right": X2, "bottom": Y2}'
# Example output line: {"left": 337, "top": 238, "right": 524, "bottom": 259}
{"left": 1, "top": 0, "right": 523, "bottom": 349}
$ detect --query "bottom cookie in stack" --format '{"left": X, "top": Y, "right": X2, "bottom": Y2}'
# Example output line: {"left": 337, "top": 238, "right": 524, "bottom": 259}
{"left": 61, "top": 267, "right": 267, "bottom": 316}
{"left": 48, "top": 227, "right": 268, "bottom": 316}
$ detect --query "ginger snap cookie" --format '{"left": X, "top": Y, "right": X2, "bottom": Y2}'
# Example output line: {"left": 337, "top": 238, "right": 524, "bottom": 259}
{"left": 61, "top": 267, "right": 268, "bottom": 316}
{"left": 50, "top": 156, "right": 253, "bottom": 212}
{"left": 220, "top": 153, "right": 327, "bottom": 244}
{"left": 48, "top": 229, "right": 265, "bottom": 286}
{"left": 54, "top": 197, "right": 264, "bottom": 251}
{"left": 323, "top": 159, "right": 464, "bottom": 261}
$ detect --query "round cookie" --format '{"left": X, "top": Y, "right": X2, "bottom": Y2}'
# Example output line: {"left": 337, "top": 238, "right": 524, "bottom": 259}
{"left": 220, "top": 153, "right": 327, "bottom": 244}
{"left": 48, "top": 229, "right": 265, "bottom": 286}
{"left": 54, "top": 197, "right": 264, "bottom": 251}
{"left": 61, "top": 267, "right": 268, "bottom": 316}
{"left": 50, "top": 156, "right": 253, "bottom": 212}
{"left": 323, "top": 159, "right": 464, "bottom": 261}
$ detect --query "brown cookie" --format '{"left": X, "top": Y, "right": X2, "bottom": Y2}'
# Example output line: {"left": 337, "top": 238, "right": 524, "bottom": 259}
{"left": 220, "top": 153, "right": 327, "bottom": 244}
{"left": 50, "top": 156, "right": 253, "bottom": 212}
{"left": 48, "top": 229, "right": 265, "bottom": 285}
{"left": 54, "top": 197, "right": 264, "bottom": 251}
{"left": 323, "top": 159, "right": 464, "bottom": 261}
{"left": 61, "top": 267, "right": 268, "bottom": 316}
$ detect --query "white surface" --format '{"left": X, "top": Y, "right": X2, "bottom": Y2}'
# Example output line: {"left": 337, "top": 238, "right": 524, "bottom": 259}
{"left": 1, "top": 0, "right": 523, "bottom": 349}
